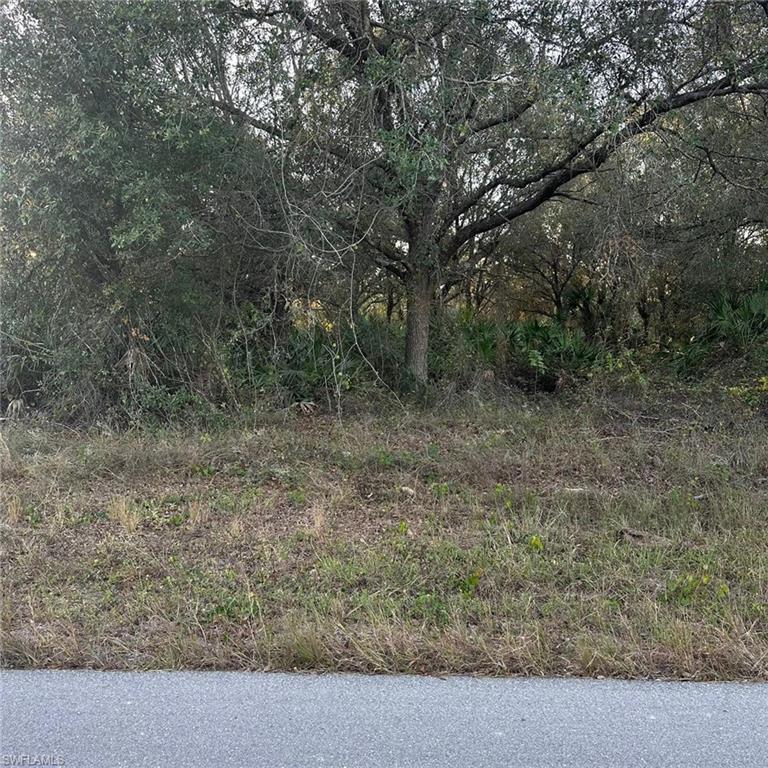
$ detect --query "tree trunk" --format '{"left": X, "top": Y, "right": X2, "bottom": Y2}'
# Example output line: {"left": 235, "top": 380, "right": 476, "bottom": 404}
{"left": 405, "top": 269, "right": 434, "bottom": 386}
{"left": 386, "top": 286, "right": 395, "bottom": 323}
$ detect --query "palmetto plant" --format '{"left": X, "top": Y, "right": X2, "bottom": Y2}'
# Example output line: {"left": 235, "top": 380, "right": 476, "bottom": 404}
{"left": 707, "top": 289, "right": 768, "bottom": 350}
{"left": 510, "top": 320, "right": 602, "bottom": 376}
{"left": 673, "top": 288, "right": 768, "bottom": 376}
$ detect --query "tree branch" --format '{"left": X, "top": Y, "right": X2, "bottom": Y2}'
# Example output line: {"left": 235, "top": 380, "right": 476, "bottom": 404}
{"left": 212, "top": 99, "right": 287, "bottom": 138}
{"left": 284, "top": 1, "right": 365, "bottom": 65}
{"left": 444, "top": 72, "right": 768, "bottom": 256}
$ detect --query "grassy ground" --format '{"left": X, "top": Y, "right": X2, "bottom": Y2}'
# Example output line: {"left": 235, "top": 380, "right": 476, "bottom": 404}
{"left": 2, "top": 382, "right": 767, "bottom": 679}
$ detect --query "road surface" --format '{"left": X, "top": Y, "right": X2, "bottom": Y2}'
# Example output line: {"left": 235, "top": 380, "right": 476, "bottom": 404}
{"left": 1, "top": 671, "right": 766, "bottom": 767}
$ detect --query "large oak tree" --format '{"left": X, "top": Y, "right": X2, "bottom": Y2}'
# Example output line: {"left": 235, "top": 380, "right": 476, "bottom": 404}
{"left": 214, "top": 0, "right": 768, "bottom": 383}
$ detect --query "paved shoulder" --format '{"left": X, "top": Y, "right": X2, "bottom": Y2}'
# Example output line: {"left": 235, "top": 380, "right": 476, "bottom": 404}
{"left": 1, "top": 671, "right": 766, "bottom": 767}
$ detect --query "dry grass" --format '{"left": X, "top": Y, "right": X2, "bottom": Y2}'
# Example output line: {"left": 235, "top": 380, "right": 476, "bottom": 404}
{"left": 107, "top": 495, "right": 140, "bottom": 534}
{"left": 2, "top": 384, "right": 767, "bottom": 679}
{"left": 1, "top": 494, "right": 23, "bottom": 525}
{"left": 187, "top": 497, "right": 208, "bottom": 528}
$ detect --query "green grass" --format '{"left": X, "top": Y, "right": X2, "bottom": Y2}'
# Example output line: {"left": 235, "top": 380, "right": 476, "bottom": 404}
{"left": 2, "top": 384, "right": 767, "bottom": 678}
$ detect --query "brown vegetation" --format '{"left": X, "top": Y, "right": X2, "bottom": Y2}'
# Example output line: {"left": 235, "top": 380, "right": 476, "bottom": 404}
{"left": 2, "top": 384, "right": 767, "bottom": 679}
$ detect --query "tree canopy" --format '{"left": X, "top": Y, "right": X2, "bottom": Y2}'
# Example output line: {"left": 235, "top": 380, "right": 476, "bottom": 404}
{"left": 2, "top": 0, "right": 767, "bottom": 418}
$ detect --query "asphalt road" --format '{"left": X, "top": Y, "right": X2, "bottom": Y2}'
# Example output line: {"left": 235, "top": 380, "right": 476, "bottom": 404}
{"left": 1, "top": 671, "right": 766, "bottom": 767}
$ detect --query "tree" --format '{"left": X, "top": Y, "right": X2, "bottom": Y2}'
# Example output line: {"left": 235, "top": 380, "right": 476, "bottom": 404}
{"left": 211, "top": 0, "right": 768, "bottom": 383}
{"left": 0, "top": 0, "right": 287, "bottom": 414}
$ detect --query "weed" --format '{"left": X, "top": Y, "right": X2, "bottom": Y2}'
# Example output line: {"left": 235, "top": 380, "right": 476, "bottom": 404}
{"left": 429, "top": 482, "right": 450, "bottom": 498}
{"left": 456, "top": 569, "right": 483, "bottom": 597}
{"left": 3, "top": 388, "right": 767, "bottom": 680}
{"left": 288, "top": 488, "right": 307, "bottom": 507}
{"left": 107, "top": 496, "right": 140, "bottom": 533}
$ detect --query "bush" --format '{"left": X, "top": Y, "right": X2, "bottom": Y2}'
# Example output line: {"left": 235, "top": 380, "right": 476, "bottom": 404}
{"left": 672, "top": 287, "right": 768, "bottom": 376}
{"left": 504, "top": 320, "right": 603, "bottom": 389}
{"left": 426, "top": 312, "right": 497, "bottom": 386}
{"left": 708, "top": 289, "right": 768, "bottom": 350}
{"left": 250, "top": 324, "right": 370, "bottom": 406}
{"left": 124, "top": 384, "right": 222, "bottom": 427}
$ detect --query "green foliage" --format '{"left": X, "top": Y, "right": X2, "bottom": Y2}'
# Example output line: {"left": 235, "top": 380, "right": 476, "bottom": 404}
{"left": 458, "top": 314, "right": 498, "bottom": 367}
{"left": 727, "top": 376, "right": 768, "bottom": 410}
{"left": 455, "top": 568, "right": 483, "bottom": 597}
{"left": 0, "top": 0, "right": 287, "bottom": 420}
{"left": 708, "top": 289, "right": 768, "bottom": 350}
{"left": 342, "top": 316, "right": 405, "bottom": 388}
{"left": 421, "top": 312, "right": 607, "bottom": 391}
{"left": 427, "top": 313, "right": 496, "bottom": 384}
{"left": 664, "top": 565, "right": 730, "bottom": 607}
{"left": 672, "top": 288, "right": 768, "bottom": 375}
{"left": 252, "top": 325, "right": 366, "bottom": 405}
{"left": 1, "top": 0, "right": 767, "bottom": 418}
{"left": 125, "top": 385, "right": 220, "bottom": 428}
{"left": 504, "top": 320, "right": 603, "bottom": 388}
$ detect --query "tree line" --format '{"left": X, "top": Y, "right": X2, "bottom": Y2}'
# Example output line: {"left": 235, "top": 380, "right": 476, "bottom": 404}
{"left": 2, "top": 0, "right": 767, "bottom": 420}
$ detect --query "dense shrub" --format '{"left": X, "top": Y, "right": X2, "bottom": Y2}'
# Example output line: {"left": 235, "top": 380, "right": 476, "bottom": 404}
{"left": 672, "top": 288, "right": 768, "bottom": 376}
